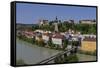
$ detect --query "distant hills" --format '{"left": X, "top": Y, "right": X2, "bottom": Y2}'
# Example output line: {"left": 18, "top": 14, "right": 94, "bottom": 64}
{"left": 16, "top": 23, "right": 37, "bottom": 30}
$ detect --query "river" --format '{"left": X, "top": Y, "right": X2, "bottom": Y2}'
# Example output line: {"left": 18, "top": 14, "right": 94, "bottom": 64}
{"left": 16, "top": 39, "right": 61, "bottom": 65}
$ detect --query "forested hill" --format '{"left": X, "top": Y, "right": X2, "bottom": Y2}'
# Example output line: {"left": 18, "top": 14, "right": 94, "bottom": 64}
{"left": 17, "top": 22, "right": 96, "bottom": 34}
{"left": 32, "top": 22, "right": 96, "bottom": 34}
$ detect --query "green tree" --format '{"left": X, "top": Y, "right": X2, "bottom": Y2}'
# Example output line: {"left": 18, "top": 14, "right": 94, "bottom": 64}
{"left": 63, "top": 39, "right": 68, "bottom": 49}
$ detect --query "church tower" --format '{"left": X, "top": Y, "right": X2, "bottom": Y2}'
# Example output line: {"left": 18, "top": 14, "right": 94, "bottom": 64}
{"left": 54, "top": 16, "right": 59, "bottom": 32}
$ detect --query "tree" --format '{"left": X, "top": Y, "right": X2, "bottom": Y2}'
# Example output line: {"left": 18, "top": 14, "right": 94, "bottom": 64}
{"left": 32, "top": 25, "right": 39, "bottom": 31}
{"left": 65, "top": 54, "right": 79, "bottom": 62}
{"left": 48, "top": 38, "right": 52, "bottom": 47}
{"left": 63, "top": 39, "right": 68, "bottom": 49}
{"left": 38, "top": 38, "right": 45, "bottom": 46}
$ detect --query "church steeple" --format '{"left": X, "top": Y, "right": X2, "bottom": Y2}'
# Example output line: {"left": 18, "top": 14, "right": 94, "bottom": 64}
{"left": 55, "top": 16, "right": 58, "bottom": 23}
{"left": 56, "top": 16, "right": 58, "bottom": 20}
{"left": 54, "top": 16, "right": 59, "bottom": 32}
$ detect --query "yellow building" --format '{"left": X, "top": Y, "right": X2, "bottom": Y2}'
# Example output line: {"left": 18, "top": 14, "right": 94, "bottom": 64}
{"left": 81, "top": 41, "right": 96, "bottom": 52}
{"left": 80, "top": 38, "right": 96, "bottom": 52}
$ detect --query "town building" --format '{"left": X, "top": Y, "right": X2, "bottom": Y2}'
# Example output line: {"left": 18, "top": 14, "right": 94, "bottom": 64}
{"left": 79, "top": 20, "right": 96, "bottom": 24}
{"left": 42, "top": 32, "right": 50, "bottom": 43}
{"left": 39, "top": 19, "right": 49, "bottom": 26}
{"left": 24, "top": 31, "right": 35, "bottom": 38}
{"left": 51, "top": 33, "right": 65, "bottom": 48}
{"left": 54, "top": 16, "right": 59, "bottom": 32}
{"left": 34, "top": 29, "right": 44, "bottom": 33}
{"left": 80, "top": 37, "right": 96, "bottom": 52}
{"left": 35, "top": 32, "right": 42, "bottom": 41}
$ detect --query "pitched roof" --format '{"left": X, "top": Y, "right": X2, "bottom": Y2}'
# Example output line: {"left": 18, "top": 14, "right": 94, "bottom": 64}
{"left": 83, "top": 37, "right": 96, "bottom": 41}
{"left": 43, "top": 33, "right": 49, "bottom": 36}
{"left": 52, "top": 33, "right": 65, "bottom": 39}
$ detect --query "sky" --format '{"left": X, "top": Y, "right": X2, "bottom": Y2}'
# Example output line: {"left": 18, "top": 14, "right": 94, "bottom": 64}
{"left": 16, "top": 3, "right": 96, "bottom": 24}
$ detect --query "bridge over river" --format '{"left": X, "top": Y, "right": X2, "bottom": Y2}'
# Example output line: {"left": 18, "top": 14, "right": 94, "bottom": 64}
{"left": 36, "top": 47, "right": 77, "bottom": 64}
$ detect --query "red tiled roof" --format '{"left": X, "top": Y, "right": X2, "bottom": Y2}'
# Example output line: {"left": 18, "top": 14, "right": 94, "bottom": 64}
{"left": 43, "top": 33, "right": 49, "bottom": 36}
{"left": 83, "top": 37, "right": 96, "bottom": 41}
{"left": 24, "top": 31, "right": 36, "bottom": 36}
{"left": 52, "top": 33, "right": 64, "bottom": 39}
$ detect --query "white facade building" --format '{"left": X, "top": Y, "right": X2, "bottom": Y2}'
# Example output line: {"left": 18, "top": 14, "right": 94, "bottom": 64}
{"left": 80, "top": 20, "right": 96, "bottom": 24}
{"left": 42, "top": 34, "right": 49, "bottom": 43}
{"left": 52, "top": 38, "right": 62, "bottom": 45}
{"left": 51, "top": 34, "right": 64, "bottom": 48}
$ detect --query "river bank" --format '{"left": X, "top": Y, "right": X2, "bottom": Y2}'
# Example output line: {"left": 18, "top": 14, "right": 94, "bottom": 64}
{"left": 17, "top": 36, "right": 65, "bottom": 51}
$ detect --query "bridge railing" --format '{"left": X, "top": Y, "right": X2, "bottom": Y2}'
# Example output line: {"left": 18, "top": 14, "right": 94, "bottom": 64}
{"left": 36, "top": 47, "right": 76, "bottom": 64}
